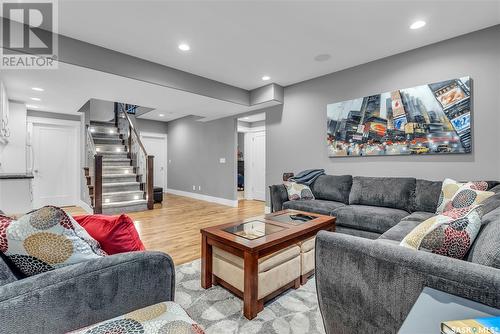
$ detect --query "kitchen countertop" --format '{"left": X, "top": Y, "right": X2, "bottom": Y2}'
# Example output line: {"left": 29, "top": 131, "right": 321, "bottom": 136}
{"left": 0, "top": 173, "right": 34, "bottom": 180}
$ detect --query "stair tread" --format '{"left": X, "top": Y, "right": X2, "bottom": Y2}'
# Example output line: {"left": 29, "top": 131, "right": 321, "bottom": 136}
{"left": 102, "top": 181, "right": 140, "bottom": 186}
{"left": 102, "top": 199, "right": 147, "bottom": 208}
{"left": 90, "top": 121, "right": 115, "bottom": 125}
{"left": 102, "top": 174, "right": 137, "bottom": 177}
{"left": 103, "top": 190, "right": 144, "bottom": 195}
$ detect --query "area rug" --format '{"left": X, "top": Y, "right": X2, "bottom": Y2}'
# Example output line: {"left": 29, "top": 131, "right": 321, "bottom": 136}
{"left": 175, "top": 259, "right": 326, "bottom": 334}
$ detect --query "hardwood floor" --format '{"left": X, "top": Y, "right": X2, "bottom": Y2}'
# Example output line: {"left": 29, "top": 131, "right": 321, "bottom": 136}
{"left": 65, "top": 194, "right": 265, "bottom": 265}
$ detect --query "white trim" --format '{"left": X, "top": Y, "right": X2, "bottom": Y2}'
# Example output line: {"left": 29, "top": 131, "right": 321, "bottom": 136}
{"left": 265, "top": 206, "right": 271, "bottom": 214}
{"left": 77, "top": 200, "right": 94, "bottom": 214}
{"left": 139, "top": 131, "right": 168, "bottom": 190}
{"left": 167, "top": 188, "right": 238, "bottom": 207}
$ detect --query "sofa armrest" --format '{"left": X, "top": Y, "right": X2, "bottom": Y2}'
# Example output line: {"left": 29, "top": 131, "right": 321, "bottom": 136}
{"left": 315, "top": 231, "right": 500, "bottom": 334}
{"left": 0, "top": 251, "right": 175, "bottom": 334}
{"left": 269, "top": 184, "right": 288, "bottom": 212}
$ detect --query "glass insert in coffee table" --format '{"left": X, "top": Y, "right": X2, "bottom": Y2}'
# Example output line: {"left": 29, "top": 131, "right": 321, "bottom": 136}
{"left": 267, "top": 211, "right": 316, "bottom": 225}
{"left": 223, "top": 220, "right": 286, "bottom": 240}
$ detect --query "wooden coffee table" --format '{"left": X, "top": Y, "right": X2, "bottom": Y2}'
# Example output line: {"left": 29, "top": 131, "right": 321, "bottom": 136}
{"left": 200, "top": 209, "right": 335, "bottom": 319}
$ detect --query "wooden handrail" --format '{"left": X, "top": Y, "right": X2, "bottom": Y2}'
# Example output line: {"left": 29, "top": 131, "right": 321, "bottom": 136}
{"left": 147, "top": 155, "right": 154, "bottom": 210}
{"left": 94, "top": 155, "right": 103, "bottom": 214}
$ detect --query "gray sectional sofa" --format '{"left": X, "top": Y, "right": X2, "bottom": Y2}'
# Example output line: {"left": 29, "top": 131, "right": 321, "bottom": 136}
{"left": 0, "top": 251, "right": 175, "bottom": 333}
{"left": 270, "top": 175, "right": 500, "bottom": 333}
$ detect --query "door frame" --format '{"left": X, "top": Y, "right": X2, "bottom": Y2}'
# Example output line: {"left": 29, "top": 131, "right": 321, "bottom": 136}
{"left": 139, "top": 131, "right": 167, "bottom": 190}
{"left": 27, "top": 116, "right": 81, "bottom": 208}
{"left": 243, "top": 130, "right": 266, "bottom": 201}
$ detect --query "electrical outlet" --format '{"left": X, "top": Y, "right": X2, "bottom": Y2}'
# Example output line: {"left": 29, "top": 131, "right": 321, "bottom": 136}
{"left": 219, "top": 158, "right": 226, "bottom": 164}
{"left": 192, "top": 185, "right": 196, "bottom": 191}
{"left": 198, "top": 186, "right": 201, "bottom": 191}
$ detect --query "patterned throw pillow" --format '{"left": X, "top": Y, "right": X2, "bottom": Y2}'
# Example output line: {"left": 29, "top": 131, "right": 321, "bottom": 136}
{"left": 400, "top": 205, "right": 484, "bottom": 259}
{"left": 69, "top": 302, "right": 205, "bottom": 334}
{"left": 284, "top": 182, "right": 315, "bottom": 201}
{"left": 0, "top": 206, "right": 106, "bottom": 276}
{"left": 442, "top": 184, "right": 494, "bottom": 219}
{"left": 436, "top": 178, "right": 489, "bottom": 213}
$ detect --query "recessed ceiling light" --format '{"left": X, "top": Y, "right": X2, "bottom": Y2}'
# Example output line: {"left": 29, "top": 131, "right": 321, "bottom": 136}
{"left": 32, "top": 87, "right": 44, "bottom": 91}
{"left": 30, "top": 97, "right": 41, "bottom": 101}
{"left": 159, "top": 114, "right": 165, "bottom": 117}
{"left": 262, "top": 76, "right": 271, "bottom": 81}
{"left": 26, "top": 104, "right": 38, "bottom": 109}
{"left": 314, "top": 54, "right": 331, "bottom": 62}
{"left": 244, "top": 117, "right": 250, "bottom": 120}
{"left": 178, "top": 43, "right": 190, "bottom": 51}
{"left": 410, "top": 20, "right": 426, "bottom": 30}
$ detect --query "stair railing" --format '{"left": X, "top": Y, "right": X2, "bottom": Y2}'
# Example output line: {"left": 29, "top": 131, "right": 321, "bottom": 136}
{"left": 85, "top": 125, "right": 103, "bottom": 213}
{"left": 116, "top": 103, "right": 154, "bottom": 209}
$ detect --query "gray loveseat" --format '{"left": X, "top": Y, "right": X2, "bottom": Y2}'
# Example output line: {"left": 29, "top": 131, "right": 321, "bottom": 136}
{"left": 0, "top": 250, "right": 175, "bottom": 333}
{"left": 270, "top": 175, "right": 500, "bottom": 333}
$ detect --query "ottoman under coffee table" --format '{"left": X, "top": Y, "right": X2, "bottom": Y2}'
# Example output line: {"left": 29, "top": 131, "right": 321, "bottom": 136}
{"left": 200, "top": 209, "right": 335, "bottom": 320}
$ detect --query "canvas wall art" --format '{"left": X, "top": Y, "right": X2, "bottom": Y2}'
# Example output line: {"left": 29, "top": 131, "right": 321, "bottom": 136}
{"left": 327, "top": 76, "right": 471, "bottom": 157}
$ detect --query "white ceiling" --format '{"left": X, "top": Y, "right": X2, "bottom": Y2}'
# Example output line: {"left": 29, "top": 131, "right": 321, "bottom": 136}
{"left": 0, "top": 62, "right": 275, "bottom": 122}
{"left": 57, "top": 0, "right": 500, "bottom": 90}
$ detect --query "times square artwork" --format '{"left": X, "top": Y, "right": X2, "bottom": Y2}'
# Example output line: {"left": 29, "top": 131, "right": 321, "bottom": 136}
{"left": 327, "top": 77, "right": 471, "bottom": 157}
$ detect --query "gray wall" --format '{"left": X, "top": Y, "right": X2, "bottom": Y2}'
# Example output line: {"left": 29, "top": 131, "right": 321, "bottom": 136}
{"left": 265, "top": 25, "right": 500, "bottom": 202}
{"left": 167, "top": 116, "right": 237, "bottom": 200}
{"left": 238, "top": 132, "right": 245, "bottom": 159}
{"left": 136, "top": 118, "right": 168, "bottom": 134}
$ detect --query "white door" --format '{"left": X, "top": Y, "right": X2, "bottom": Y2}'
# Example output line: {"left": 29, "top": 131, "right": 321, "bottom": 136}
{"left": 251, "top": 131, "right": 266, "bottom": 201}
{"left": 32, "top": 122, "right": 78, "bottom": 207}
{"left": 141, "top": 134, "right": 166, "bottom": 188}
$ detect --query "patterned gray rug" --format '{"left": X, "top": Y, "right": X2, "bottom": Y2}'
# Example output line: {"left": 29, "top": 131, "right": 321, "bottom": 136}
{"left": 175, "top": 259, "right": 326, "bottom": 334}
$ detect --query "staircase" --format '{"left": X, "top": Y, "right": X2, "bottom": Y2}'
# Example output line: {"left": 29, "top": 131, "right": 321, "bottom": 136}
{"left": 85, "top": 120, "right": 148, "bottom": 214}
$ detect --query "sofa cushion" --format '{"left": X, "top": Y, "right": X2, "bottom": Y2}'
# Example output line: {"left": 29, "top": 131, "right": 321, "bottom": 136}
{"left": 413, "top": 180, "right": 442, "bottom": 212}
{"left": 1, "top": 206, "right": 106, "bottom": 277}
{"left": 466, "top": 208, "right": 500, "bottom": 269}
{"left": 0, "top": 253, "right": 17, "bottom": 286}
{"left": 401, "top": 211, "right": 436, "bottom": 223}
{"left": 283, "top": 199, "right": 345, "bottom": 215}
{"left": 477, "top": 184, "right": 500, "bottom": 216}
{"left": 348, "top": 176, "right": 415, "bottom": 212}
{"left": 378, "top": 212, "right": 434, "bottom": 242}
{"left": 73, "top": 214, "right": 146, "bottom": 255}
{"left": 332, "top": 205, "right": 409, "bottom": 234}
{"left": 310, "top": 175, "right": 352, "bottom": 204}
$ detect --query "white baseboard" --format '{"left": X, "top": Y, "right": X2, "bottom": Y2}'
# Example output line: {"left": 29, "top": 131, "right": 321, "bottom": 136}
{"left": 167, "top": 188, "right": 238, "bottom": 208}
{"left": 77, "top": 200, "right": 94, "bottom": 214}
{"left": 265, "top": 206, "right": 271, "bottom": 214}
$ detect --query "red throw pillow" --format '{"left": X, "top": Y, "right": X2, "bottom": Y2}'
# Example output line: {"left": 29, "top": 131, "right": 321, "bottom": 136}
{"left": 73, "top": 214, "right": 145, "bottom": 255}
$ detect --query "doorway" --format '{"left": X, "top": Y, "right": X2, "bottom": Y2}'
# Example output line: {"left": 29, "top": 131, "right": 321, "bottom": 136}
{"left": 237, "top": 113, "right": 266, "bottom": 201}
{"left": 141, "top": 132, "right": 167, "bottom": 189}
{"left": 28, "top": 118, "right": 80, "bottom": 207}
